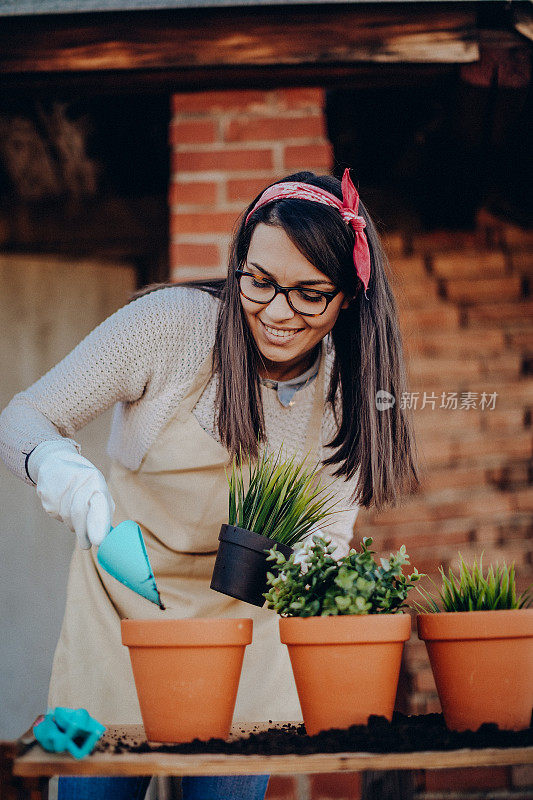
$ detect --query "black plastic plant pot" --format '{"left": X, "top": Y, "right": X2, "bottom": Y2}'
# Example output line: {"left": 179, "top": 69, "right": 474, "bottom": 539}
{"left": 210, "top": 524, "right": 293, "bottom": 607}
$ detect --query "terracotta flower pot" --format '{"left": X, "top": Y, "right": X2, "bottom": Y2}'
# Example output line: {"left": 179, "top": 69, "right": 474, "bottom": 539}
{"left": 210, "top": 524, "right": 293, "bottom": 607}
{"left": 417, "top": 609, "right": 533, "bottom": 731}
{"left": 279, "top": 614, "right": 411, "bottom": 735}
{"left": 121, "top": 617, "right": 253, "bottom": 743}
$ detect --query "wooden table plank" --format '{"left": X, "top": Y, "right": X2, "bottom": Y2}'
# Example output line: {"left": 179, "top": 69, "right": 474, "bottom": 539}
{"left": 13, "top": 724, "right": 533, "bottom": 778}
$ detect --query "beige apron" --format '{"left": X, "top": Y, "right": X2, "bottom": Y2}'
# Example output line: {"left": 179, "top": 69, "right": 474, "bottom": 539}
{"left": 48, "top": 343, "right": 327, "bottom": 726}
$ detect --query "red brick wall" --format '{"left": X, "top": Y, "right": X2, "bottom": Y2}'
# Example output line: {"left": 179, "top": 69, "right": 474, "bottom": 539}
{"left": 358, "top": 216, "right": 533, "bottom": 800}
{"left": 169, "top": 88, "right": 331, "bottom": 280}
{"left": 358, "top": 216, "right": 533, "bottom": 715}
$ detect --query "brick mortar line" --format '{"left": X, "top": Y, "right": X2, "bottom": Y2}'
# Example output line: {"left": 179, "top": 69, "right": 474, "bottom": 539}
{"left": 171, "top": 94, "right": 324, "bottom": 112}
{"left": 413, "top": 488, "right": 533, "bottom": 506}
{"left": 171, "top": 262, "right": 227, "bottom": 269}
{"left": 172, "top": 209, "right": 247, "bottom": 216}
{"left": 441, "top": 510, "right": 533, "bottom": 526}
{"left": 170, "top": 234, "right": 233, "bottom": 244}
{"left": 398, "top": 540, "right": 533, "bottom": 556}
{"left": 173, "top": 198, "right": 279, "bottom": 213}
{"left": 402, "top": 486, "right": 533, "bottom": 503}
{"left": 170, "top": 204, "right": 245, "bottom": 212}
{"left": 171, "top": 138, "right": 327, "bottom": 152}
{"left": 297, "top": 773, "right": 311, "bottom": 800}
{"left": 171, "top": 267, "right": 227, "bottom": 278}
{"left": 271, "top": 141, "right": 286, "bottom": 173}
{"left": 216, "top": 180, "right": 226, "bottom": 206}
{"left": 171, "top": 109, "right": 323, "bottom": 122}
{"left": 169, "top": 176, "right": 227, "bottom": 185}
{"left": 170, "top": 169, "right": 291, "bottom": 179}
{"left": 169, "top": 174, "right": 284, "bottom": 186}
{"left": 169, "top": 171, "right": 285, "bottom": 180}
{"left": 378, "top": 543, "right": 532, "bottom": 558}
{"left": 365, "top": 511, "right": 533, "bottom": 530}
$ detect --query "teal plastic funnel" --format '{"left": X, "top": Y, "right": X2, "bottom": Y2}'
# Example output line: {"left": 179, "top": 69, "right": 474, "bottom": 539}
{"left": 97, "top": 520, "right": 165, "bottom": 609}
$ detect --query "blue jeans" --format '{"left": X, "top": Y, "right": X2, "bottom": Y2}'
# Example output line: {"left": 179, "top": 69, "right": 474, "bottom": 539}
{"left": 57, "top": 775, "right": 270, "bottom": 800}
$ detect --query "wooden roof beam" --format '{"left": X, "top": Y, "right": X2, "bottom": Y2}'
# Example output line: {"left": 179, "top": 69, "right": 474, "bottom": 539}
{"left": 0, "top": 5, "right": 479, "bottom": 75}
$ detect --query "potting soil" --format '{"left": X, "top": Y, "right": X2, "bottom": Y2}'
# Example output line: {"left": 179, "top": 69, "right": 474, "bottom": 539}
{"left": 95, "top": 713, "right": 533, "bottom": 756}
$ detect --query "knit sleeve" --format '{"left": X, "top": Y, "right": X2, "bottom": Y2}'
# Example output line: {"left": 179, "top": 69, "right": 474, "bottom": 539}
{"left": 0, "top": 286, "right": 218, "bottom": 485}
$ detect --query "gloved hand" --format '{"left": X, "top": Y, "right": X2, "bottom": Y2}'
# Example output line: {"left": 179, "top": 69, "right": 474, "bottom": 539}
{"left": 27, "top": 440, "right": 115, "bottom": 550}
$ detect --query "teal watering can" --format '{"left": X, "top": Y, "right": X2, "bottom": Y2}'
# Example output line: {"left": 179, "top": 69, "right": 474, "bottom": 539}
{"left": 97, "top": 520, "right": 165, "bottom": 609}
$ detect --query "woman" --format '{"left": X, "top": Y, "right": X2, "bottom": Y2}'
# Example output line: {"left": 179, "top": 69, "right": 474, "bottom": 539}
{"left": 0, "top": 168, "right": 418, "bottom": 800}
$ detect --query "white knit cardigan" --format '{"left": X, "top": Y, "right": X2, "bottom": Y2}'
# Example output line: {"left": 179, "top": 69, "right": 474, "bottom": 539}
{"left": 0, "top": 286, "right": 360, "bottom": 551}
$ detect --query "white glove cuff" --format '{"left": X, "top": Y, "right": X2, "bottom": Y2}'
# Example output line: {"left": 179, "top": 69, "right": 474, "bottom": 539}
{"left": 26, "top": 439, "right": 81, "bottom": 484}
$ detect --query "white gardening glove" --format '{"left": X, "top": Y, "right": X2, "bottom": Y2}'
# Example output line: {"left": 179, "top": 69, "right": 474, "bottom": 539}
{"left": 27, "top": 440, "right": 115, "bottom": 550}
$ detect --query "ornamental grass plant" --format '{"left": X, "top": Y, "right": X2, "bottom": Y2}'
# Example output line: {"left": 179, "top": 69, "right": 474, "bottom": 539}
{"left": 416, "top": 554, "right": 533, "bottom": 732}
{"left": 264, "top": 535, "right": 422, "bottom": 616}
{"left": 415, "top": 553, "right": 532, "bottom": 613}
{"left": 226, "top": 447, "right": 339, "bottom": 547}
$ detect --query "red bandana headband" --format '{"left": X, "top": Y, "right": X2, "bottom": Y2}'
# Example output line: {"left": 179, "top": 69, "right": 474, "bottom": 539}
{"left": 245, "top": 167, "right": 371, "bottom": 296}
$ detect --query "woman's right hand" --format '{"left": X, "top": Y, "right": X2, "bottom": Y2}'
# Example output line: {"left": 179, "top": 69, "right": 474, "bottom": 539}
{"left": 28, "top": 441, "right": 115, "bottom": 549}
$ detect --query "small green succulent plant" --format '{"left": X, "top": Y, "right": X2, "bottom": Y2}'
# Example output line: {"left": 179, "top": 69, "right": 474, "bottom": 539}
{"left": 415, "top": 553, "right": 532, "bottom": 612}
{"left": 226, "top": 446, "right": 339, "bottom": 547}
{"left": 264, "top": 535, "right": 422, "bottom": 616}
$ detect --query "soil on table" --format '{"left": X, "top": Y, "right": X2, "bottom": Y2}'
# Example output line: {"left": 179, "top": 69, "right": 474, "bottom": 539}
{"left": 96, "top": 714, "right": 533, "bottom": 756}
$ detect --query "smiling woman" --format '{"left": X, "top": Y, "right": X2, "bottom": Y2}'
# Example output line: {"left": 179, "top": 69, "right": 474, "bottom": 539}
{"left": 213, "top": 169, "right": 417, "bottom": 510}
{"left": 238, "top": 224, "right": 349, "bottom": 381}
{"left": 0, "top": 167, "right": 418, "bottom": 800}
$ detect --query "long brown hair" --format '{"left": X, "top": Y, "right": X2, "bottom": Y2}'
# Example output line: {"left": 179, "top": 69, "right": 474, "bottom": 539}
{"left": 136, "top": 171, "right": 419, "bottom": 509}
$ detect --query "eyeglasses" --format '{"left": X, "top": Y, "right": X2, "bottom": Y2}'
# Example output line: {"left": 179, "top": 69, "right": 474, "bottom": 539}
{"left": 236, "top": 270, "right": 340, "bottom": 317}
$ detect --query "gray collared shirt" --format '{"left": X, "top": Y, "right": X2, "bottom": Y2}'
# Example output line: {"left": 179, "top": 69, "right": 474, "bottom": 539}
{"left": 259, "top": 348, "right": 322, "bottom": 407}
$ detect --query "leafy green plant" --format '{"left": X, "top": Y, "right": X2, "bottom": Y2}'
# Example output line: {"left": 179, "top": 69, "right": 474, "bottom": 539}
{"left": 264, "top": 535, "right": 423, "bottom": 616}
{"left": 415, "top": 553, "right": 532, "bottom": 612}
{"left": 226, "top": 447, "right": 339, "bottom": 547}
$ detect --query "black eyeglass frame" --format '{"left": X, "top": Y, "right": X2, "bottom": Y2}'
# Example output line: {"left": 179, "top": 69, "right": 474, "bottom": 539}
{"left": 235, "top": 269, "right": 341, "bottom": 317}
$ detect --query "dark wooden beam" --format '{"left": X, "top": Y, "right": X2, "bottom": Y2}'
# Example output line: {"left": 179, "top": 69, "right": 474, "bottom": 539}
{"left": 0, "top": 4, "right": 479, "bottom": 76}
{"left": 0, "top": 62, "right": 459, "bottom": 96}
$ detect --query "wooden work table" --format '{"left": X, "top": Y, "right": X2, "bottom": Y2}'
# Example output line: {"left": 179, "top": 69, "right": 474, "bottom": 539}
{"left": 4, "top": 722, "right": 533, "bottom": 800}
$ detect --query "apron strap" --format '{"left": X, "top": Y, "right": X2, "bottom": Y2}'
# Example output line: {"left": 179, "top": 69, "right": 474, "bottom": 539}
{"left": 301, "top": 338, "right": 327, "bottom": 466}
